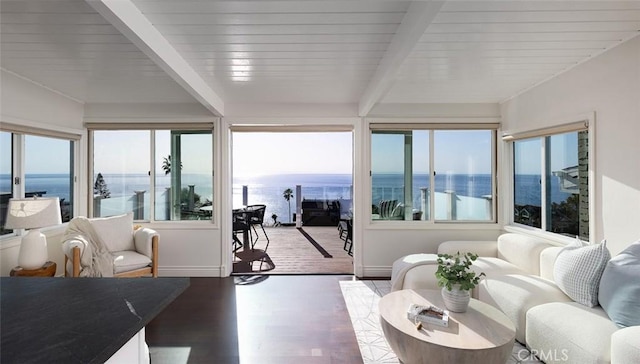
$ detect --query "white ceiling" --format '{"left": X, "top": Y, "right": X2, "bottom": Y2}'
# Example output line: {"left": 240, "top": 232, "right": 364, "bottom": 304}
{"left": 1, "top": 0, "right": 639, "bottom": 115}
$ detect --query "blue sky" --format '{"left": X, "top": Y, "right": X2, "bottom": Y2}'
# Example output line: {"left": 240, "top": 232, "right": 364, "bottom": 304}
{"left": 233, "top": 132, "right": 353, "bottom": 177}
{"left": 1, "top": 133, "right": 71, "bottom": 174}
{"left": 515, "top": 132, "right": 578, "bottom": 174}
{"left": 92, "top": 130, "right": 212, "bottom": 175}
{"left": 372, "top": 130, "right": 493, "bottom": 174}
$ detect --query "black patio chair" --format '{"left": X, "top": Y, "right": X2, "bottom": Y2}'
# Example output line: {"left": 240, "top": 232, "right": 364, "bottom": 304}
{"left": 343, "top": 218, "right": 353, "bottom": 256}
{"left": 245, "top": 204, "right": 270, "bottom": 251}
{"left": 232, "top": 209, "right": 249, "bottom": 253}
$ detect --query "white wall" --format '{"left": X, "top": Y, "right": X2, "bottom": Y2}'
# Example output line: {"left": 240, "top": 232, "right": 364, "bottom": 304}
{"left": 1, "top": 69, "right": 85, "bottom": 128}
{"left": 225, "top": 102, "right": 357, "bottom": 118}
{"left": 501, "top": 36, "right": 640, "bottom": 256}
{"left": 368, "top": 103, "right": 500, "bottom": 118}
{"left": 83, "top": 102, "right": 213, "bottom": 121}
{"left": 359, "top": 227, "right": 502, "bottom": 277}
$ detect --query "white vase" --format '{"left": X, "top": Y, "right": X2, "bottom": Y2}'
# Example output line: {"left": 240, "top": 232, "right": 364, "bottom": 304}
{"left": 441, "top": 285, "right": 471, "bottom": 313}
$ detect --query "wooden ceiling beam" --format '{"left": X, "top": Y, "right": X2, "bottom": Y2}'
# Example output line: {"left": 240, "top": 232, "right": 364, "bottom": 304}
{"left": 86, "top": 0, "right": 224, "bottom": 116}
{"left": 358, "top": 1, "right": 444, "bottom": 117}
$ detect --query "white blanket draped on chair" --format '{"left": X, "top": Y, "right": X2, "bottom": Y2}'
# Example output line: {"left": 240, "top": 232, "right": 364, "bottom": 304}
{"left": 62, "top": 217, "right": 114, "bottom": 277}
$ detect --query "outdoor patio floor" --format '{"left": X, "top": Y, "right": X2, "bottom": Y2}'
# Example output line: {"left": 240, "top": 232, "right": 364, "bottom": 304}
{"left": 233, "top": 225, "right": 354, "bottom": 275}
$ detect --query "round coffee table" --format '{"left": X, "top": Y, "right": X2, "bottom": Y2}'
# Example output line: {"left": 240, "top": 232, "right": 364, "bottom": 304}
{"left": 379, "top": 289, "right": 515, "bottom": 364}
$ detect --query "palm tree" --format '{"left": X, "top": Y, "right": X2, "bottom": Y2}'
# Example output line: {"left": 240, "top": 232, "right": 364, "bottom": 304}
{"left": 161, "top": 155, "right": 183, "bottom": 175}
{"left": 283, "top": 188, "right": 294, "bottom": 223}
{"left": 161, "top": 155, "right": 172, "bottom": 175}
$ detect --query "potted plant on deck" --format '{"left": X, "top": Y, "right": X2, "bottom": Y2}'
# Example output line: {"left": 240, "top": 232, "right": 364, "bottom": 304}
{"left": 435, "top": 252, "right": 485, "bottom": 312}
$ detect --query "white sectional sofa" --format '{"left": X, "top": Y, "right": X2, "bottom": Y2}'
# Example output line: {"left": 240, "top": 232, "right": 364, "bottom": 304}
{"left": 391, "top": 233, "right": 640, "bottom": 364}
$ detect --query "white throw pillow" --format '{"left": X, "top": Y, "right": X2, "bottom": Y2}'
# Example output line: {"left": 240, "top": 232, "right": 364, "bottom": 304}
{"left": 553, "top": 238, "right": 610, "bottom": 307}
{"left": 90, "top": 212, "right": 135, "bottom": 252}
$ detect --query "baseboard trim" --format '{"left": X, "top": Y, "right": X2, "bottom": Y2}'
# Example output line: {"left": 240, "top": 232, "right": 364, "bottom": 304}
{"left": 158, "top": 266, "right": 222, "bottom": 277}
{"left": 361, "top": 265, "right": 392, "bottom": 279}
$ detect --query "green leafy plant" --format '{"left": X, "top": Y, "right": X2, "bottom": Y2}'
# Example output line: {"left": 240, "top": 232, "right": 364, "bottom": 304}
{"left": 435, "top": 252, "right": 485, "bottom": 291}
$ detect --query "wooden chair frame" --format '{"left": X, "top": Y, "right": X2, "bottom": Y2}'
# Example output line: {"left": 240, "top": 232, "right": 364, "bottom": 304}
{"left": 64, "top": 235, "right": 159, "bottom": 278}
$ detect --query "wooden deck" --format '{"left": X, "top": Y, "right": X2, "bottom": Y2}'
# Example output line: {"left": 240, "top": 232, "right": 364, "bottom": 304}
{"left": 233, "top": 225, "right": 353, "bottom": 275}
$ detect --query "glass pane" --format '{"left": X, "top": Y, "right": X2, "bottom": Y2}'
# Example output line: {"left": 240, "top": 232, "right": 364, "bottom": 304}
{"left": 514, "top": 138, "right": 542, "bottom": 228}
{"left": 434, "top": 130, "right": 493, "bottom": 221}
{"left": 25, "top": 135, "right": 73, "bottom": 223}
{"left": 155, "top": 130, "right": 213, "bottom": 221}
{"left": 371, "top": 132, "right": 406, "bottom": 220}
{"left": 0, "top": 132, "right": 12, "bottom": 235}
{"left": 93, "top": 131, "right": 150, "bottom": 219}
{"left": 371, "top": 131, "right": 430, "bottom": 221}
{"left": 547, "top": 131, "right": 588, "bottom": 239}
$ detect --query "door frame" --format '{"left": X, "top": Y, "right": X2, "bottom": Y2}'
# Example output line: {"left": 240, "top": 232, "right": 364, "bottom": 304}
{"left": 219, "top": 117, "right": 363, "bottom": 276}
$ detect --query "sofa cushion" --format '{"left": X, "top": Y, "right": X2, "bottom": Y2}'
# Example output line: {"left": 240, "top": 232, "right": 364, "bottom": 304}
{"left": 479, "top": 274, "right": 572, "bottom": 343}
{"left": 91, "top": 212, "right": 135, "bottom": 252}
{"left": 438, "top": 240, "right": 498, "bottom": 257}
{"left": 539, "top": 246, "right": 562, "bottom": 281}
{"left": 400, "top": 256, "right": 526, "bottom": 297}
{"left": 611, "top": 326, "right": 640, "bottom": 364}
{"left": 598, "top": 240, "right": 640, "bottom": 327}
{"left": 112, "top": 250, "right": 152, "bottom": 274}
{"left": 553, "top": 238, "right": 610, "bottom": 307}
{"left": 526, "top": 302, "right": 619, "bottom": 364}
{"left": 497, "top": 233, "right": 553, "bottom": 275}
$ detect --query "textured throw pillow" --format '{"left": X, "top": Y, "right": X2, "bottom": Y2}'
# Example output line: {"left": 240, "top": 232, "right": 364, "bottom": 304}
{"left": 553, "top": 238, "right": 611, "bottom": 307}
{"left": 91, "top": 212, "right": 134, "bottom": 252}
{"left": 598, "top": 240, "right": 640, "bottom": 327}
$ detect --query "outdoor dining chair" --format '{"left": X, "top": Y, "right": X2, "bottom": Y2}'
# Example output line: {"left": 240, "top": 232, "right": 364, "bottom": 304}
{"left": 232, "top": 209, "right": 250, "bottom": 252}
{"left": 245, "top": 204, "right": 270, "bottom": 251}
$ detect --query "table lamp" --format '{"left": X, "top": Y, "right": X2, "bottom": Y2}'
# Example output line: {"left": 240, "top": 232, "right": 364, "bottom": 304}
{"left": 5, "top": 197, "right": 62, "bottom": 270}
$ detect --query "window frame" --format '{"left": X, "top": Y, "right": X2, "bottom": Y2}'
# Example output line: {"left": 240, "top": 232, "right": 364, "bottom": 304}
{"left": 1, "top": 123, "right": 81, "bottom": 239}
{"left": 368, "top": 121, "right": 499, "bottom": 225}
{"left": 503, "top": 113, "right": 595, "bottom": 243}
{"left": 87, "top": 123, "right": 215, "bottom": 223}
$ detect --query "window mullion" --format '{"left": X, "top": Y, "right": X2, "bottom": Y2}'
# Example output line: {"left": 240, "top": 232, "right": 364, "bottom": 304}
{"left": 428, "top": 130, "right": 435, "bottom": 221}
{"left": 541, "top": 137, "right": 549, "bottom": 232}
{"left": 403, "top": 132, "right": 412, "bottom": 220}
{"left": 491, "top": 130, "right": 497, "bottom": 223}
{"left": 12, "top": 134, "right": 25, "bottom": 199}
{"left": 150, "top": 131, "right": 156, "bottom": 221}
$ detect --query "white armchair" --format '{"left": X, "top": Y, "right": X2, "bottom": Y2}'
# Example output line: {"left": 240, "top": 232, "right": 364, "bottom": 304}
{"left": 62, "top": 212, "right": 158, "bottom": 277}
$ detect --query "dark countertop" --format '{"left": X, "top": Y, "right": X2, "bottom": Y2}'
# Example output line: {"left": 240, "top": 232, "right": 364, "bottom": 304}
{"left": 1, "top": 277, "right": 190, "bottom": 364}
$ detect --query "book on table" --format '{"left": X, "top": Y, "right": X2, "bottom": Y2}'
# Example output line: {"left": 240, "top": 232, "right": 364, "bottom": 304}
{"left": 407, "top": 304, "right": 449, "bottom": 327}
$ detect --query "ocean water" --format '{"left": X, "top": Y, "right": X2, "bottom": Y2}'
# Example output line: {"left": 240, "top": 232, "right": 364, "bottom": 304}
{"left": 1, "top": 173, "right": 569, "bottom": 222}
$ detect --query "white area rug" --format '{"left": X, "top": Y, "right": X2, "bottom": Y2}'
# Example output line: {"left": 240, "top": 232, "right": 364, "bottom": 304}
{"left": 339, "top": 280, "right": 543, "bottom": 364}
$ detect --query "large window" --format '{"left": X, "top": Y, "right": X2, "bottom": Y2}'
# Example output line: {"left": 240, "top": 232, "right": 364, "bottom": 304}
{"left": 371, "top": 125, "right": 496, "bottom": 222}
{"left": 511, "top": 126, "right": 589, "bottom": 240}
{"left": 91, "top": 126, "right": 213, "bottom": 221}
{"left": 1, "top": 128, "right": 77, "bottom": 236}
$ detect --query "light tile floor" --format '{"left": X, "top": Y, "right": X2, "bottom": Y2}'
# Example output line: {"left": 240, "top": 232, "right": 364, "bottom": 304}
{"left": 339, "top": 280, "right": 543, "bottom": 364}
